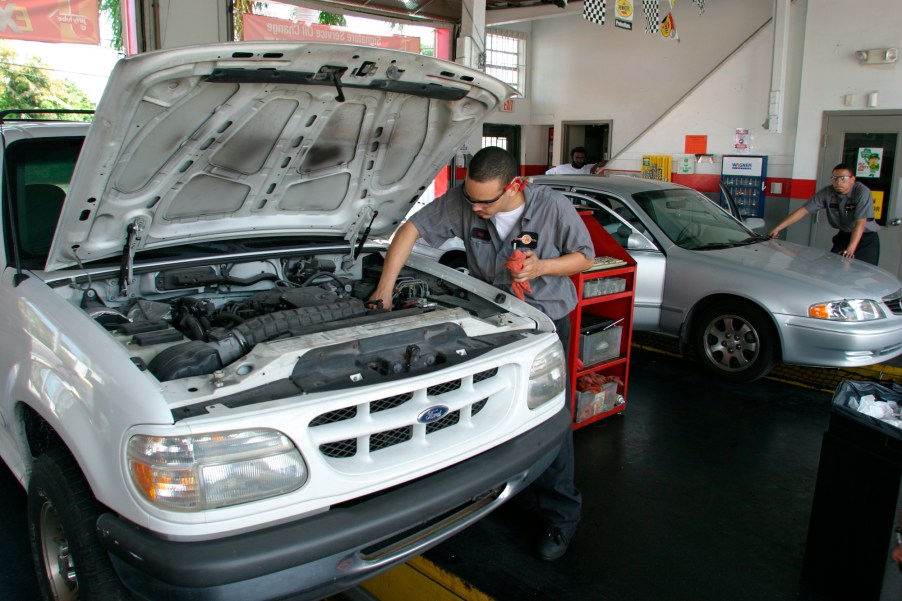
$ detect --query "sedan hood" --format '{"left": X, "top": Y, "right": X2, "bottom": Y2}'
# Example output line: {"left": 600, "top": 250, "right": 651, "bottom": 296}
{"left": 700, "top": 239, "right": 901, "bottom": 301}
{"left": 46, "top": 42, "right": 514, "bottom": 271}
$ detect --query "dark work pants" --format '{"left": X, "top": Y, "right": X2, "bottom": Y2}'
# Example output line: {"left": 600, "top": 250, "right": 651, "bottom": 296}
{"left": 532, "top": 315, "right": 582, "bottom": 537}
{"left": 831, "top": 230, "right": 880, "bottom": 266}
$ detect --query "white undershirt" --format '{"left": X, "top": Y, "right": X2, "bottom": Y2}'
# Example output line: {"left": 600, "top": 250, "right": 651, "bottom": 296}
{"left": 492, "top": 204, "right": 526, "bottom": 239}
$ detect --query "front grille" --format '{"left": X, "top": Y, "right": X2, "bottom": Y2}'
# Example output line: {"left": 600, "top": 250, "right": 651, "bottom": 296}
{"left": 884, "top": 289, "right": 902, "bottom": 316}
{"left": 311, "top": 367, "right": 506, "bottom": 462}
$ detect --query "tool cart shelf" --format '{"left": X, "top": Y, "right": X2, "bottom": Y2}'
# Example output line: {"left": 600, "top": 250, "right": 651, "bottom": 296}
{"left": 569, "top": 213, "right": 637, "bottom": 430}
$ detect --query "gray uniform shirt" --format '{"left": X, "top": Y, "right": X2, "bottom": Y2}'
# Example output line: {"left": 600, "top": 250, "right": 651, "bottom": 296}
{"left": 803, "top": 181, "right": 880, "bottom": 233}
{"left": 410, "top": 184, "right": 595, "bottom": 320}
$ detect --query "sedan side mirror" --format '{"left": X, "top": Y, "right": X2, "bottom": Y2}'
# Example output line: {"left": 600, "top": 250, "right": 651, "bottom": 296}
{"left": 627, "top": 232, "right": 656, "bottom": 251}
{"left": 743, "top": 217, "right": 766, "bottom": 232}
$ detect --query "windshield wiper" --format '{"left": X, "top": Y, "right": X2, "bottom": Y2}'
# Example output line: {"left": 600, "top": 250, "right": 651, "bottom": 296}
{"left": 693, "top": 242, "right": 738, "bottom": 250}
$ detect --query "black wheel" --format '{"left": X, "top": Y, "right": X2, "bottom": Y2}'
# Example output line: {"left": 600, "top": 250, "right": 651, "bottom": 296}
{"left": 691, "top": 300, "right": 776, "bottom": 382}
{"left": 28, "top": 448, "right": 132, "bottom": 601}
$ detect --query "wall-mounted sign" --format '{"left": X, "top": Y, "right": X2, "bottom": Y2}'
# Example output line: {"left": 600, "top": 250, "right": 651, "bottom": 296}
{"left": 734, "top": 128, "right": 750, "bottom": 152}
{"left": 501, "top": 99, "right": 515, "bottom": 112}
{"left": 243, "top": 14, "right": 421, "bottom": 52}
{"left": 0, "top": 0, "right": 100, "bottom": 45}
{"left": 856, "top": 147, "right": 883, "bottom": 178}
{"left": 872, "top": 190, "right": 884, "bottom": 220}
{"left": 684, "top": 134, "right": 708, "bottom": 154}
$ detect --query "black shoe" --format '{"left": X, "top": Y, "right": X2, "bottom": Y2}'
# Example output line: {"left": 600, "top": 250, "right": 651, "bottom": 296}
{"left": 537, "top": 526, "right": 571, "bottom": 561}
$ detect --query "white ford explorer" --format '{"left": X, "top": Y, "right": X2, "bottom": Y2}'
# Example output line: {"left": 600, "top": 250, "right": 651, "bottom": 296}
{"left": 0, "top": 42, "right": 570, "bottom": 601}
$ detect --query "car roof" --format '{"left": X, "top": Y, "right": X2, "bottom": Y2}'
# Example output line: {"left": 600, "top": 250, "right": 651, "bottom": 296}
{"left": 529, "top": 174, "right": 683, "bottom": 196}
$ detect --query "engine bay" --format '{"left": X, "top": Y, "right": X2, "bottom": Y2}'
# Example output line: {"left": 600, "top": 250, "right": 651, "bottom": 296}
{"left": 61, "top": 251, "right": 532, "bottom": 397}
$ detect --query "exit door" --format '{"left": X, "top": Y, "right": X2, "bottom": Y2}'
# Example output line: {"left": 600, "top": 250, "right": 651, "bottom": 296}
{"left": 817, "top": 112, "right": 902, "bottom": 277}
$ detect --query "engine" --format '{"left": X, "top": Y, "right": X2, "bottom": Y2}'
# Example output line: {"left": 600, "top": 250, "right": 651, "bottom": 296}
{"left": 84, "top": 252, "right": 497, "bottom": 383}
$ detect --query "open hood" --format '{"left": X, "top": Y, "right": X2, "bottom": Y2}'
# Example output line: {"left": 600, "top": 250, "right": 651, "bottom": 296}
{"left": 46, "top": 42, "right": 514, "bottom": 271}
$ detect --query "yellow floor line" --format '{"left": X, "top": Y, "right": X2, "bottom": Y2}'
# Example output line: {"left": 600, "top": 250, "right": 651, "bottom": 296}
{"left": 361, "top": 556, "right": 494, "bottom": 601}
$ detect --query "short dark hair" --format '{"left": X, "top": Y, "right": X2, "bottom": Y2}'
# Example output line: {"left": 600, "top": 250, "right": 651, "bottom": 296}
{"left": 468, "top": 146, "right": 517, "bottom": 184}
{"left": 571, "top": 146, "right": 587, "bottom": 157}
{"left": 832, "top": 163, "right": 854, "bottom": 174}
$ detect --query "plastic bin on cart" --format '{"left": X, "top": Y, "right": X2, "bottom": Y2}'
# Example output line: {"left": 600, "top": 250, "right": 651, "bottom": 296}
{"left": 803, "top": 380, "right": 902, "bottom": 601}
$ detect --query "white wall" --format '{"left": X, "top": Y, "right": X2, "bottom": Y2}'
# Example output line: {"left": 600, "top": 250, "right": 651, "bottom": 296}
{"left": 521, "top": 0, "right": 902, "bottom": 186}
{"left": 527, "top": 1, "right": 773, "bottom": 167}
{"left": 612, "top": 0, "right": 807, "bottom": 181}
{"left": 792, "top": 0, "right": 902, "bottom": 180}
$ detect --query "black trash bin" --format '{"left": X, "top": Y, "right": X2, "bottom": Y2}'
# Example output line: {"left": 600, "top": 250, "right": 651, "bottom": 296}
{"left": 803, "top": 380, "right": 902, "bottom": 601}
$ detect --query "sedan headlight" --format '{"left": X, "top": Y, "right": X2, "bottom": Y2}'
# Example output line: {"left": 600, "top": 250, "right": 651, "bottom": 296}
{"left": 527, "top": 341, "right": 567, "bottom": 409}
{"left": 808, "top": 299, "right": 885, "bottom": 321}
{"left": 128, "top": 429, "right": 307, "bottom": 512}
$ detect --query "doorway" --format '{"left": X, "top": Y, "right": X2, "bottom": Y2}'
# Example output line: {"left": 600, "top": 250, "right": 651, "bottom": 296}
{"left": 561, "top": 122, "right": 611, "bottom": 167}
{"left": 816, "top": 112, "right": 902, "bottom": 277}
{"left": 482, "top": 123, "right": 521, "bottom": 167}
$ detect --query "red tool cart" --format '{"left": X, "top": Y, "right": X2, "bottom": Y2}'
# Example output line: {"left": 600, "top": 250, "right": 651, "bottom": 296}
{"left": 568, "top": 212, "right": 637, "bottom": 429}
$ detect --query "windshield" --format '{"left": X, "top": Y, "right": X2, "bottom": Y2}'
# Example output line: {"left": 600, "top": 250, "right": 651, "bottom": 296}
{"left": 633, "top": 189, "right": 762, "bottom": 250}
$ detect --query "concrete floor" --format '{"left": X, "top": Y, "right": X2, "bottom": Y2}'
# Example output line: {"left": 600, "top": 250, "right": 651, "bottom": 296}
{"left": 2, "top": 345, "right": 900, "bottom": 600}
{"left": 423, "top": 346, "right": 839, "bottom": 600}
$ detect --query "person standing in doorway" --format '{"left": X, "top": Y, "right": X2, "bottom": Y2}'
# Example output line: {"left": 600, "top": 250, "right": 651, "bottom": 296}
{"left": 546, "top": 146, "right": 607, "bottom": 175}
{"left": 767, "top": 163, "right": 880, "bottom": 265}
{"left": 370, "top": 146, "right": 594, "bottom": 561}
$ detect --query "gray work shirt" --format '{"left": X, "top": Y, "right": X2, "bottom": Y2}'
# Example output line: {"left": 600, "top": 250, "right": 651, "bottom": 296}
{"left": 410, "top": 184, "right": 595, "bottom": 320}
{"left": 803, "top": 181, "right": 880, "bottom": 233}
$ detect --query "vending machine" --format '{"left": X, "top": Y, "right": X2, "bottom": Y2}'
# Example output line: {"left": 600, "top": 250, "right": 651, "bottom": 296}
{"left": 720, "top": 155, "right": 767, "bottom": 218}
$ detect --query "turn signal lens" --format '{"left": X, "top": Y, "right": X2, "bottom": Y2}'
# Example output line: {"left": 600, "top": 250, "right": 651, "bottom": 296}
{"left": 127, "top": 429, "right": 306, "bottom": 511}
{"left": 808, "top": 299, "right": 885, "bottom": 321}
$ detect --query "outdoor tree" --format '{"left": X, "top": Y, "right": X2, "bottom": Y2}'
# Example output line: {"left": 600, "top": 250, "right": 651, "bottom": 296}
{"left": 0, "top": 42, "right": 94, "bottom": 118}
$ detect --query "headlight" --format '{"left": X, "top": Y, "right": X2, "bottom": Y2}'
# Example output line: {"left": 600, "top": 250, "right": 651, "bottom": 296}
{"left": 527, "top": 341, "right": 567, "bottom": 409}
{"left": 127, "top": 429, "right": 307, "bottom": 512}
{"left": 808, "top": 299, "right": 885, "bottom": 321}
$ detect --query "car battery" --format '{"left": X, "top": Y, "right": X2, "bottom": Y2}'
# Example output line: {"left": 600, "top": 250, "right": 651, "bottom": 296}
{"left": 578, "top": 315, "right": 622, "bottom": 366}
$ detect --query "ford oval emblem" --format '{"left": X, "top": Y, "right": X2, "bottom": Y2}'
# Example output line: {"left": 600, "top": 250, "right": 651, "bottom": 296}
{"left": 417, "top": 405, "right": 450, "bottom": 424}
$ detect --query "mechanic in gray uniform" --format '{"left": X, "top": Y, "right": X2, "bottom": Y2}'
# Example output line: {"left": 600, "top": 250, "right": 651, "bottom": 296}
{"left": 768, "top": 162, "right": 880, "bottom": 265}
{"left": 370, "top": 146, "right": 595, "bottom": 561}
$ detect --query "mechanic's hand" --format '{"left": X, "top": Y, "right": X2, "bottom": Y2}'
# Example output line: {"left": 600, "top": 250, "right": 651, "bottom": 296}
{"left": 511, "top": 250, "right": 543, "bottom": 282}
{"left": 367, "top": 289, "right": 393, "bottom": 312}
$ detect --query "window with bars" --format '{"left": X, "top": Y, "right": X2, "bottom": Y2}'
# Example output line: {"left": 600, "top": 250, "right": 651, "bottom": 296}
{"left": 485, "top": 29, "right": 526, "bottom": 97}
{"left": 481, "top": 136, "right": 508, "bottom": 150}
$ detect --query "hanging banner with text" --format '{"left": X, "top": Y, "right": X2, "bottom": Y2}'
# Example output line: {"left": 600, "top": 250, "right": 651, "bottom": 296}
{"left": 615, "top": 0, "right": 633, "bottom": 30}
{"left": 244, "top": 14, "right": 421, "bottom": 53}
{"left": 0, "top": 0, "right": 99, "bottom": 45}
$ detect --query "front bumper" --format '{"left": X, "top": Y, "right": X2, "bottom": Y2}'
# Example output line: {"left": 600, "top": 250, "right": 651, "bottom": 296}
{"left": 97, "top": 407, "right": 571, "bottom": 601}
{"left": 779, "top": 314, "right": 902, "bottom": 366}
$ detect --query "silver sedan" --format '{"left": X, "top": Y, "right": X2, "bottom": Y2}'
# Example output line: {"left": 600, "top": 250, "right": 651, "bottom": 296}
{"left": 529, "top": 175, "right": 902, "bottom": 382}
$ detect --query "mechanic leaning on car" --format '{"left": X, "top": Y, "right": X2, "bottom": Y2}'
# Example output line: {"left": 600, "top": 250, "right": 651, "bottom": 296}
{"left": 767, "top": 162, "right": 880, "bottom": 265}
{"left": 370, "top": 146, "right": 595, "bottom": 562}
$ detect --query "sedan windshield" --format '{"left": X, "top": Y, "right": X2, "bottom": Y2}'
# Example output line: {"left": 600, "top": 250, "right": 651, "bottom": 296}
{"left": 633, "top": 189, "right": 762, "bottom": 250}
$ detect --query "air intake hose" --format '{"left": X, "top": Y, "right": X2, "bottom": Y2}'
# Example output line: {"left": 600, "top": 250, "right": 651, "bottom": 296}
{"left": 148, "top": 298, "right": 366, "bottom": 382}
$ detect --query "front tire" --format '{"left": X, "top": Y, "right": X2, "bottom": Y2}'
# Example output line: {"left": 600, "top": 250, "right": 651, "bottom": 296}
{"left": 28, "top": 448, "right": 131, "bottom": 601}
{"left": 691, "top": 300, "right": 776, "bottom": 382}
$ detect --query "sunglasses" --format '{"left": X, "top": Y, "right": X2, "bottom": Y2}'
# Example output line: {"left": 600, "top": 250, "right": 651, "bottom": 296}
{"left": 462, "top": 178, "right": 522, "bottom": 205}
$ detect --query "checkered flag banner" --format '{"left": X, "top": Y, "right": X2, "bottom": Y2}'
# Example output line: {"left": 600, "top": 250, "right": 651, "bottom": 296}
{"left": 643, "top": 0, "right": 660, "bottom": 33}
{"left": 583, "top": 0, "right": 606, "bottom": 25}
{"left": 693, "top": 0, "right": 706, "bottom": 13}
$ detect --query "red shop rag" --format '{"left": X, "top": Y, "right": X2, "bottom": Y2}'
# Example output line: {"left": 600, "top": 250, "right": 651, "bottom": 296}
{"left": 505, "top": 249, "right": 532, "bottom": 301}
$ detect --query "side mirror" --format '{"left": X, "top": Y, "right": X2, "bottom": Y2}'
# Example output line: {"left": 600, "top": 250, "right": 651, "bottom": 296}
{"left": 743, "top": 217, "right": 766, "bottom": 231}
{"left": 627, "top": 232, "right": 656, "bottom": 251}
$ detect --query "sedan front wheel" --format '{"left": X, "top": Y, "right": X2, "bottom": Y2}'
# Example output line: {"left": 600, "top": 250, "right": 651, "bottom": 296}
{"left": 692, "top": 300, "right": 776, "bottom": 382}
